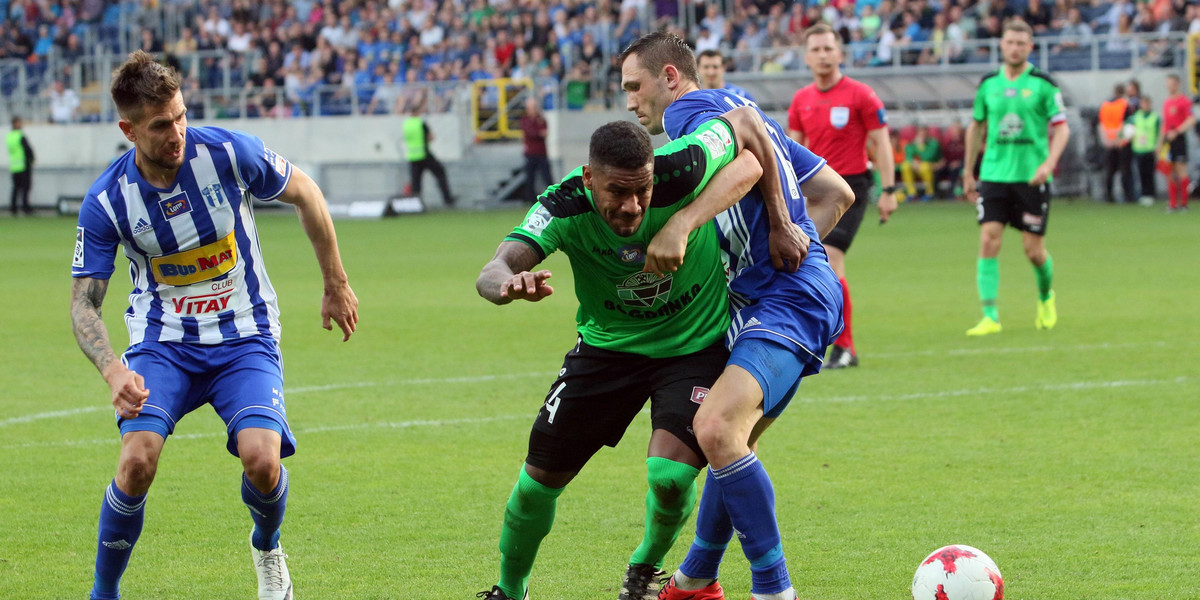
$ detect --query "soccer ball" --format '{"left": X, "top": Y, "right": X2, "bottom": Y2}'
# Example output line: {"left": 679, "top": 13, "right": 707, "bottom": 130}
{"left": 911, "top": 544, "right": 1004, "bottom": 600}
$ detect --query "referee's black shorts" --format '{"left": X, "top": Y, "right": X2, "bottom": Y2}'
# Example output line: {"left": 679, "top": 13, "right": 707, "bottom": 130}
{"left": 823, "top": 171, "right": 873, "bottom": 252}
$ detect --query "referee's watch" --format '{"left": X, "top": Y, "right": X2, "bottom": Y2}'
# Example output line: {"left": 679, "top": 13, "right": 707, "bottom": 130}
{"left": 881, "top": 185, "right": 897, "bottom": 194}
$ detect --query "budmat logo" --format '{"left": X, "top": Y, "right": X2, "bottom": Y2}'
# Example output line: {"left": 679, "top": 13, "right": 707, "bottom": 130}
{"left": 617, "top": 272, "right": 672, "bottom": 308}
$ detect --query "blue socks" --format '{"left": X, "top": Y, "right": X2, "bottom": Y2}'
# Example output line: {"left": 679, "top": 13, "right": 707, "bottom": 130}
{"left": 91, "top": 480, "right": 147, "bottom": 600}
{"left": 682, "top": 453, "right": 791, "bottom": 595}
{"left": 242, "top": 465, "right": 289, "bottom": 551}
{"left": 679, "top": 468, "right": 733, "bottom": 580}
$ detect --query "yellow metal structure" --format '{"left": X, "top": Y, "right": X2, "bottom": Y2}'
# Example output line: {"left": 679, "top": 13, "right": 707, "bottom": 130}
{"left": 472, "top": 78, "right": 534, "bottom": 140}
{"left": 1190, "top": 34, "right": 1200, "bottom": 94}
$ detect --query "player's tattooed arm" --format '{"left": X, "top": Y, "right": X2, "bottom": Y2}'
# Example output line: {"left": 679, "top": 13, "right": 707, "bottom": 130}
{"left": 71, "top": 277, "right": 119, "bottom": 375}
{"left": 477, "top": 241, "right": 553, "bottom": 305}
{"left": 71, "top": 277, "right": 150, "bottom": 417}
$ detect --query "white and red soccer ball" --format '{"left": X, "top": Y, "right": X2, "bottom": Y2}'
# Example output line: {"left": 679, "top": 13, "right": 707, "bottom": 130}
{"left": 911, "top": 544, "right": 1004, "bottom": 600}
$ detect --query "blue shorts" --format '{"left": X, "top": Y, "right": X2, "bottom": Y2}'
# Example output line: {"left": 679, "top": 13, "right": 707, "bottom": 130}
{"left": 727, "top": 259, "right": 843, "bottom": 417}
{"left": 119, "top": 336, "right": 296, "bottom": 458}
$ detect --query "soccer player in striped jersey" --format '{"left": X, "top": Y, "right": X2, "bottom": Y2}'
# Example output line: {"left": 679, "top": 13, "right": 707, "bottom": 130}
{"left": 70, "top": 50, "right": 358, "bottom": 600}
{"left": 621, "top": 31, "right": 854, "bottom": 600}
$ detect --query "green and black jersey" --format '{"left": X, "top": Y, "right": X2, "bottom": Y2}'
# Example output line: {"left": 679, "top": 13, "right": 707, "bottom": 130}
{"left": 506, "top": 117, "right": 739, "bottom": 358}
{"left": 972, "top": 63, "right": 1066, "bottom": 183}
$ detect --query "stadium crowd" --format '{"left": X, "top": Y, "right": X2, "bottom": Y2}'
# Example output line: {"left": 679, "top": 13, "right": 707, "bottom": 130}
{"left": 1, "top": 0, "right": 1195, "bottom": 120}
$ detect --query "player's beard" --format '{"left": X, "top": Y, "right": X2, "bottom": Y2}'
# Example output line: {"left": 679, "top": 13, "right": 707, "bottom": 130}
{"left": 149, "top": 146, "right": 186, "bottom": 171}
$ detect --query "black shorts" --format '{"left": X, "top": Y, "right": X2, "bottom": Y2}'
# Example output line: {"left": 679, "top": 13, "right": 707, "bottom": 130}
{"left": 823, "top": 172, "right": 873, "bottom": 252}
{"left": 977, "top": 181, "right": 1050, "bottom": 235}
{"left": 525, "top": 338, "right": 729, "bottom": 472}
{"left": 1170, "top": 136, "right": 1188, "bottom": 163}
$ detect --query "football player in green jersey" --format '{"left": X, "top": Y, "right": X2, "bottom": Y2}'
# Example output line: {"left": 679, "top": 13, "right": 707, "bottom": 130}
{"left": 963, "top": 19, "right": 1070, "bottom": 336}
{"left": 473, "top": 109, "right": 787, "bottom": 600}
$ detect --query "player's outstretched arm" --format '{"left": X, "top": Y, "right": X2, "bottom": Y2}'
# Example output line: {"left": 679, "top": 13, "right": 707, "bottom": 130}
{"left": 477, "top": 241, "right": 553, "bottom": 304}
{"left": 71, "top": 276, "right": 149, "bottom": 418}
{"left": 646, "top": 148, "right": 764, "bottom": 275}
{"left": 801, "top": 165, "right": 854, "bottom": 238}
{"left": 277, "top": 165, "right": 359, "bottom": 341}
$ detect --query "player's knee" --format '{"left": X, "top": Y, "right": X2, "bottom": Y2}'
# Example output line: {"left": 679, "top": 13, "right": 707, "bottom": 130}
{"left": 117, "top": 452, "right": 158, "bottom": 493}
{"left": 692, "top": 414, "right": 736, "bottom": 456}
{"left": 240, "top": 452, "right": 281, "bottom": 492}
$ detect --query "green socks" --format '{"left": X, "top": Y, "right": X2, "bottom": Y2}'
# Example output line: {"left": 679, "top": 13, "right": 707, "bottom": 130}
{"left": 497, "top": 467, "right": 564, "bottom": 599}
{"left": 628, "top": 457, "right": 701, "bottom": 569}
{"left": 977, "top": 257, "right": 1000, "bottom": 321}
{"left": 1033, "top": 253, "right": 1054, "bottom": 301}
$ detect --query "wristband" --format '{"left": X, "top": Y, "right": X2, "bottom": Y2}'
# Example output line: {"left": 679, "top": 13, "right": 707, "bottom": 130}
{"left": 881, "top": 185, "right": 897, "bottom": 194}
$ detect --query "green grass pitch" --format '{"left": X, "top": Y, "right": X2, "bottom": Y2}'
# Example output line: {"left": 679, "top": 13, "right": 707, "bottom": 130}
{"left": 0, "top": 200, "right": 1197, "bottom": 599}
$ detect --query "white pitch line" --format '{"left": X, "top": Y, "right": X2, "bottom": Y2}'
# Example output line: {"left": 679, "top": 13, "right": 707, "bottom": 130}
{"left": 288, "top": 371, "right": 552, "bottom": 394}
{"left": 3, "top": 375, "right": 1192, "bottom": 451}
{"left": 811, "top": 375, "right": 1194, "bottom": 404}
{"left": 868, "top": 340, "right": 1168, "bottom": 359}
{"left": 0, "top": 372, "right": 553, "bottom": 430}
{"left": 0, "top": 406, "right": 107, "bottom": 428}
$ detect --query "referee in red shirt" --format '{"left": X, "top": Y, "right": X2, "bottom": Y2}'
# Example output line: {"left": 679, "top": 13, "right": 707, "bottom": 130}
{"left": 787, "top": 23, "right": 898, "bottom": 369}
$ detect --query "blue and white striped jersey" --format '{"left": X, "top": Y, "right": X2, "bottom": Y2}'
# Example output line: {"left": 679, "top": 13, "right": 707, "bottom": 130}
{"left": 663, "top": 88, "right": 827, "bottom": 305}
{"left": 72, "top": 126, "right": 292, "bottom": 345}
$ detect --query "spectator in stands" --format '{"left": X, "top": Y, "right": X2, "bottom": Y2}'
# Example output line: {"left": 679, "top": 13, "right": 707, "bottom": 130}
{"left": 401, "top": 99, "right": 456, "bottom": 207}
{"left": 1099, "top": 83, "right": 1136, "bottom": 203}
{"left": 228, "top": 20, "right": 254, "bottom": 52}
{"left": 173, "top": 26, "right": 198, "bottom": 55}
{"left": 203, "top": 5, "right": 231, "bottom": 39}
{"left": 1055, "top": 8, "right": 1093, "bottom": 52}
{"left": 61, "top": 32, "right": 85, "bottom": 64}
{"left": 1093, "top": 0, "right": 1136, "bottom": 32}
{"left": 6, "top": 116, "right": 35, "bottom": 216}
{"left": 901, "top": 125, "right": 943, "bottom": 200}
{"left": 1135, "top": 2, "right": 1159, "bottom": 32}
{"left": 48, "top": 79, "right": 81, "bottom": 124}
{"left": 938, "top": 120, "right": 967, "bottom": 199}
{"left": 919, "top": 12, "right": 950, "bottom": 64}
{"left": 33, "top": 23, "right": 54, "bottom": 59}
{"left": 139, "top": 28, "right": 163, "bottom": 53}
{"left": 1128, "top": 94, "right": 1161, "bottom": 205}
{"left": 696, "top": 49, "right": 754, "bottom": 101}
{"left": 519, "top": 96, "right": 552, "bottom": 204}
{"left": 694, "top": 25, "right": 720, "bottom": 54}
{"left": 1023, "top": 0, "right": 1054, "bottom": 34}
{"left": 870, "top": 18, "right": 896, "bottom": 66}
{"left": 1106, "top": 13, "right": 1136, "bottom": 52}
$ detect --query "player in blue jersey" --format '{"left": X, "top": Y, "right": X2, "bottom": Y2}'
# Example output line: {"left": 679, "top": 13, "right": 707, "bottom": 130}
{"left": 620, "top": 32, "right": 853, "bottom": 600}
{"left": 70, "top": 50, "right": 358, "bottom": 600}
{"left": 697, "top": 50, "right": 755, "bottom": 103}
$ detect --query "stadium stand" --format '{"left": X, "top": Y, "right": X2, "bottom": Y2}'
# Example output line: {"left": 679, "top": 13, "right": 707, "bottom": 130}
{"left": 0, "top": 0, "right": 1195, "bottom": 207}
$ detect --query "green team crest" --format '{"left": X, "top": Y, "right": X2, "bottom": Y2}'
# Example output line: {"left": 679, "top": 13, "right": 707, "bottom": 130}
{"left": 617, "top": 272, "right": 673, "bottom": 308}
